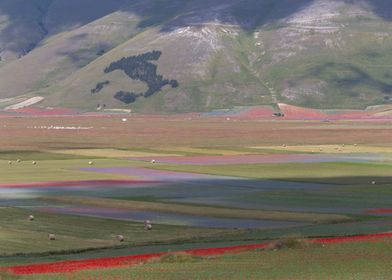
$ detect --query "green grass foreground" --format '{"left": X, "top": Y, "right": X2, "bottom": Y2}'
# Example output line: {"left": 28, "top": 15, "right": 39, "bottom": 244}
{"left": 0, "top": 208, "right": 232, "bottom": 256}
{"left": 4, "top": 238, "right": 392, "bottom": 280}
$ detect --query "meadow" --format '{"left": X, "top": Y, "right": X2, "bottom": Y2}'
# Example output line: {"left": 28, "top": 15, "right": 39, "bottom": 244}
{"left": 0, "top": 115, "right": 391, "bottom": 279}
{"left": 3, "top": 237, "right": 392, "bottom": 280}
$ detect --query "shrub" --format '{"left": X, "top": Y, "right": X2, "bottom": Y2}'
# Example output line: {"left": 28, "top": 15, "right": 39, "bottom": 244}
{"left": 271, "top": 235, "right": 310, "bottom": 250}
{"left": 159, "top": 252, "right": 203, "bottom": 263}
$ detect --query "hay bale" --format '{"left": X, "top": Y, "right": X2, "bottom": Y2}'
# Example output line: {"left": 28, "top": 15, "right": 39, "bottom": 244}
{"left": 88, "top": 161, "right": 93, "bottom": 165}
{"left": 116, "top": 235, "right": 124, "bottom": 242}
{"left": 144, "top": 220, "right": 152, "bottom": 230}
{"left": 151, "top": 159, "right": 156, "bottom": 164}
{"left": 48, "top": 234, "right": 56, "bottom": 241}
{"left": 8, "top": 161, "right": 12, "bottom": 165}
{"left": 28, "top": 215, "right": 35, "bottom": 221}
{"left": 32, "top": 161, "right": 37, "bottom": 165}
{"left": 16, "top": 159, "right": 21, "bottom": 163}
{"left": 372, "top": 181, "right": 376, "bottom": 185}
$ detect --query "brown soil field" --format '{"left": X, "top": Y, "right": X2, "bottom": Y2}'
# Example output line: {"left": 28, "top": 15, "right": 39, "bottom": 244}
{"left": 1, "top": 115, "right": 391, "bottom": 151}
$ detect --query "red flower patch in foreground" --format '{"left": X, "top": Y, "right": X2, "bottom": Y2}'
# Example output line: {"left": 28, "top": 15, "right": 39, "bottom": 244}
{"left": 312, "top": 232, "right": 392, "bottom": 244}
{"left": 365, "top": 208, "right": 392, "bottom": 214}
{"left": 4, "top": 232, "right": 392, "bottom": 275}
{"left": 3, "top": 244, "right": 270, "bottom": 275}
{"left": 4, "top": 253, "right": 165, "bottom": 275}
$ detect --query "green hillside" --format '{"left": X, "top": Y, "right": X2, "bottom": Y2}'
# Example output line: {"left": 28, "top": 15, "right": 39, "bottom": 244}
{"left": 1, "top": 0, "right": 392, "bottom": 112}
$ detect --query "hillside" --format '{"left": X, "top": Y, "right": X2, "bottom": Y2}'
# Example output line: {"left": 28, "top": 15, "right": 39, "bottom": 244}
{"left": 1, "top": 0, "right": 392, "bottom": 112}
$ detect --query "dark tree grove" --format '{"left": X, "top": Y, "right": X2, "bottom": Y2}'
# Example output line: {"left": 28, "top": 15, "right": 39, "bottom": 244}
{"left": 91, "top": 80, "right": 110, "bottom": 94}
{"left": 104, "top": 51, "right": 179, "bottom": 104}
{"left": 114, "top": 91, "right": 142, "bottom": 104}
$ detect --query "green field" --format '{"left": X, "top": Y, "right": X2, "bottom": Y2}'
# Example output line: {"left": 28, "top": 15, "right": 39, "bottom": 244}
{"left": 0, "top": 117, "right": 391, "bottom": 279}
{"left": 152, "top": 161, "right": 392, "bottom": 183}
{"left": 43, "top": 196, "right": 350, "bottom": 223}
{"left": 0, "top": 207, "right": 232, "bottom": 257}
{"left": 5, "top": 238, "right": 392, "bottom": 280}
{"left": 0, "top": 158, "right": 134, "bottom": 183}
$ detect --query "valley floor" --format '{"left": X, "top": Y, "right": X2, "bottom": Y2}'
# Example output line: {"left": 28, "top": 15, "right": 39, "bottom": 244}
{"left": 0, "top": 114, "right": 391, "bottom": 278}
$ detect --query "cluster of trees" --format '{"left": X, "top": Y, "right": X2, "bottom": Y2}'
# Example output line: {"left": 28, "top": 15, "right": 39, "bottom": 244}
{"left": 114, "top": 91, "right": 141, "bottom": 104}
{"left": 91, "top": 80, "right": 110, "bottom": 94}
{"left": 104, "top": 50, "right": 179, "bottom": 104}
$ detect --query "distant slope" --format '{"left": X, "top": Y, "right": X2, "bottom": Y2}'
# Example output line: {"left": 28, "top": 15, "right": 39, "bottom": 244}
{"left": 0, "top": 0, "right": 132, "bottom": 62}
{"left": 0, "top": 0, "right": 392, "bottom": 112}
{"left": 0, "top": 8, "right": 143, "bottom": 99}
{"left": 43, "top": 21, "right": 272, "bottom": 112}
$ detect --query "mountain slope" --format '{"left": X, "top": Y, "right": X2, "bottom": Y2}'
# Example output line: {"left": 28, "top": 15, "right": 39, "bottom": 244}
{"left": 0, "top": 0, "right": 133, "bottom": 61}
{"left": 0, "top": 9, "right": 143, "bottom": 99}
{"left": 1, "top": 0, "right": 392, "bottom": 112}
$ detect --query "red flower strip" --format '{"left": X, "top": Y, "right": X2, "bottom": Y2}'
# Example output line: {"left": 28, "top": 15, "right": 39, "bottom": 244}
{"left": 4, "top": 253, "right": 165, "bottom": 275}
{"left": 3, "top": 232, "right": 392, "bottom": 275}
{"left": 312, "top": 232, "right": 392, "bottom": 244}
{"left": 3, "top": 244, "right": 271, "bottom": 275}
{"left": 365, "top": 208, "right": 392, "bottom": 214}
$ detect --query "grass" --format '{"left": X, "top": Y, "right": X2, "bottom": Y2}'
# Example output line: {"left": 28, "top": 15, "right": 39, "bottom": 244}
{"left": 264, "top": 32, "right": 392, "bottom": 110}
{"left": 252, "top": 144, "right": 392, "bottom": 154}
{"left": 0, "top": 159, "right": 134, "bottom": 183}
{"left": 237, "top": 187, "right": 392, "bottom": 210}
{"left": 1, "top": 216, "right": 391, "bottom": 267}
{"left": 158, "top": 252, "right": 203, "bottom": 263}
{"left": 6, "top": 238, "right": 392, "bottom": 279}
{"left": 0, "top": 207, "right": 231, "bottom": 257}
{"left": 0, "top": 151, "right": 94, "bottom": 161}
{"left": 42, "top": 196, "right": 351, "bottom": 224}
{"left": 51, "top": 149, "right": 182, "bottom": 158}
{"left": 3, "top": 150, "right": 390, "bottom": 185}
{"left": 151, "top": 161, "right": 392, "bottom": 184}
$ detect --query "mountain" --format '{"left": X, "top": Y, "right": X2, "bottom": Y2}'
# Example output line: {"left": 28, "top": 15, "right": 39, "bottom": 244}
{"left": 0, "top": 0, "right": 392, "bottom": 112}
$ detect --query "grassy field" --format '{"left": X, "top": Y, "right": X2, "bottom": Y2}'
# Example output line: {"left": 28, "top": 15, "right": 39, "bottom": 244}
{"left": 2, "top": 157, "right": 392, "bottom": 184}
{"left": 0, "top": 207, "right": 233, "bottom": 257}
{"left": 0, "top": 116, "right": 391, "bottom": 278}
{"left": 4, "top": 238, "right": 392, "bottom": 280}
{"left": 152, "top": 161, "right": 392, "bottom": 184}
{"left": 252, "top": 144, "right": 392, "bottom": 154}
{"left": 43, "top": 196, "right": 350, "bottom": 223}
{"left": 0, "top": 159, "right": 134, "bottom": 183}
